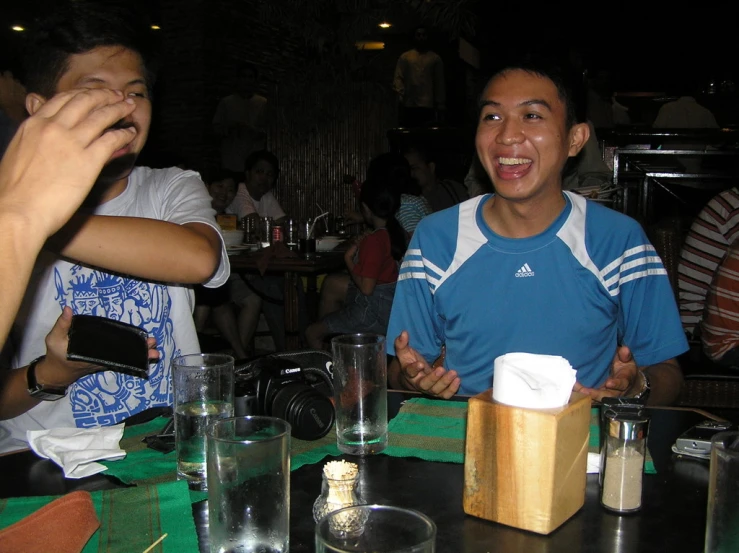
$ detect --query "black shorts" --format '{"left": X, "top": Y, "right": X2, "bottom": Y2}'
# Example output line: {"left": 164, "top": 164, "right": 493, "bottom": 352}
{"left": 194, "top": 283, "right": 230, "bottom": 307}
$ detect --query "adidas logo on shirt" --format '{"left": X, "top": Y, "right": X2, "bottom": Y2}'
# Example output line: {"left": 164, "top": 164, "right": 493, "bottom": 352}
{"left": 515, "top": 263, "right": 535, "bottom": 278}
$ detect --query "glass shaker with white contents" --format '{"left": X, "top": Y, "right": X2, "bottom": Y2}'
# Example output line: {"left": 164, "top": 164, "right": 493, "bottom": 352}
{"left": 601, "top": 409, "right": 650, "bottom": 513}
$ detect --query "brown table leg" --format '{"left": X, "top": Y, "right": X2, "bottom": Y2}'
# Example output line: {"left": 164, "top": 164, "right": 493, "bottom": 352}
{"left": 305, "top": 274, "right": 319, "bottom": 323}
{"left": 283, "top": 271, "right": 300, "bottom": 350}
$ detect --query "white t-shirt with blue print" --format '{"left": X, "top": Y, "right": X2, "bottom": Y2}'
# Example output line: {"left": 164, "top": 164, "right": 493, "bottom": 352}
{"left": 386, "top": 191, "right": 688, "bottom": 396}
{"left": 0, "top": 166, "right": 230, "bottom": 452}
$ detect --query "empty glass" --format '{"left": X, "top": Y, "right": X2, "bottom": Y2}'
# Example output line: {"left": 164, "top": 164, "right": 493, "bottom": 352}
{"left": 705, "top": 431, "right": 739, "bottom": 553}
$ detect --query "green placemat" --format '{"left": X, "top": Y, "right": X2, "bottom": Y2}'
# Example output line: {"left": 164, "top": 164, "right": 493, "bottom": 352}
{"left": 0, "top": 480, "right": 198, "bottom": 553}
{"left": 101, "top": 399, "right": 655, "bottom": 491}
{"left": 101, "top": 417, "right": 342, "bottom": 490}
{"left": 385, "top": 398, "right": 467, "bottom": 463}
{"left": 382, "top": 398, "right": 656, "bottom": 474}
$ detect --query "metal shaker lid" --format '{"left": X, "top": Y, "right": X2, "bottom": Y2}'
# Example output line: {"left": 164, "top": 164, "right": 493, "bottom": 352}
{"left": 604, "top": 409, "right": 650, "bottom": 441}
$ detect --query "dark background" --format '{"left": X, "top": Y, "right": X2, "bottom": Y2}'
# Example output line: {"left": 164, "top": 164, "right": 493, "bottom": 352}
{"left": 1, "top": 1, "right": 736, "bottom": 220}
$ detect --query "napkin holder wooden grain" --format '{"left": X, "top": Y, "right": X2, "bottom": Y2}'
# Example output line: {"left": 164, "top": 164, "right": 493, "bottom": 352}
{"left": 463, "top": 389, "right": 591, "bottom": 535}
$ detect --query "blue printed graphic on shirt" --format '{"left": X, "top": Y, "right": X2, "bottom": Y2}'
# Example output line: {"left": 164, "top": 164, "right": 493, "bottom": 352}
{"left": 53, "top": 266, "right": 176, "bottom": 428}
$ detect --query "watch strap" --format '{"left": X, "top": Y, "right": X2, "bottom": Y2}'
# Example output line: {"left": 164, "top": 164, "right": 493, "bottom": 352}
{"left": 631, "top": 370, "right": 651, "bottom": 401}
{"left": 26, "top": 356, "right": 67, "bottom": 401}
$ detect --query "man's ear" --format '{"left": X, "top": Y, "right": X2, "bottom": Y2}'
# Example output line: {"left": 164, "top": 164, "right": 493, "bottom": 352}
{"left": 25, "top": 93, "right": 47, "bottom": 116}
{"left": 567, "top": 122, "right": 590, "bottom": 157}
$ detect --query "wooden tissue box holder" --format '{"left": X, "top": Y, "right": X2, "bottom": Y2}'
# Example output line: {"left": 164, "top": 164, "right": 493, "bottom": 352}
{"left": 463, "top": 389, "right": 591, "bottom": 535}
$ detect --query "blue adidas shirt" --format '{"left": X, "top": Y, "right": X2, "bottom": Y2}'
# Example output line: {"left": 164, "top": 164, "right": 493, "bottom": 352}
{"left": 387, "top": 192, "right": 688, "bottom": 396}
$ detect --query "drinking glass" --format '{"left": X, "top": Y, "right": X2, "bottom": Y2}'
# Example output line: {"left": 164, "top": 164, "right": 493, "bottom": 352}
{"left": 330, "top": 334, "right": 387, "bottom": 455}
{"left": 207, "top": 416, "right": 291, "bottom": 553}
{"left": 705, "top": 431, "right": 739, "bottom": 553}
{"left": 315, "top": 504, "right": 436, "bottom": 553}
{"left": 173, "top": 353, "right": 234, "bottom": 490}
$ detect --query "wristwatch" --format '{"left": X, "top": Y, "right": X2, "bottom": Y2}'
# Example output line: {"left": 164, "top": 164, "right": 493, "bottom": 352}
{"left": 26, "top": 356, "right": 67, "bottom": 401}
{"left": 631, "top": 370, "right": 651, "bottom": 402}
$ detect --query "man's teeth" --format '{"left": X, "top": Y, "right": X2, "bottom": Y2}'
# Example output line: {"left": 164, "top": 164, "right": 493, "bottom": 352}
{"left": 498, "top": 157, "right": 532, "bottom": 165}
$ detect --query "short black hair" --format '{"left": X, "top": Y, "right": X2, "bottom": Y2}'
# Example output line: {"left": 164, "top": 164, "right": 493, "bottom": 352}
{"left": 481, "top": 58, "right": 586, "bottom": 129}
{"left": 202, "top": 167, "right": 239, "bottom": 186}
{"left": 366, "top": 152, "right": 420, "bottom": 196}
{"left": 245, "top": 149, "right": 280, "bottom": 180}
{"left": 403, "top": 143, "right": 436, "bottom": 166}
{"left": 23, "top": 3, "right": 157, "bottom": 98}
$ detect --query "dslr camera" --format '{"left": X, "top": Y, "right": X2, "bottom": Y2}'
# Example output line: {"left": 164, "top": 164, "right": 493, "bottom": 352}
{"left": 234, "top": 351, "right": 335, "bottom": 441}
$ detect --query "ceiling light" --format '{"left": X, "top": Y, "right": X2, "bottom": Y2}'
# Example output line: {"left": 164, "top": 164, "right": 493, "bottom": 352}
{"left": 379, "top": 22, "right": 391, "bottom": 29}
{"left": 356, "top": 41, "right": 385, "bottom": 50}
{"left": 11, "top": 26, "right": 25, "bottom": 32}
{"left": 151, "top": 25, "right": 161, "bottom": 30}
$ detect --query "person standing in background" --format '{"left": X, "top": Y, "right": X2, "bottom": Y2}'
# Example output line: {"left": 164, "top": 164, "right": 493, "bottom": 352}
{"left": 393, "top": 25, "right": 445, "bottom": 127}
{"left": 212, "top": 64, "right": 267, "bottom": 172}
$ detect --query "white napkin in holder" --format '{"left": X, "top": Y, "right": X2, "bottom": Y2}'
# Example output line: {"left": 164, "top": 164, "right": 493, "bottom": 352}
{"left": 492, "top": 352, "right": 577, "bottom": 409}
{"left": 27, "top": 424, "right": 126, "bottom": 479}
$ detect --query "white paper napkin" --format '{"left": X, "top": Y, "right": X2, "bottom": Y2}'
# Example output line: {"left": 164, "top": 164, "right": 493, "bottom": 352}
{"left": 27, "top": 424, "right": 126, "bottom": 479}
{"left": 587, "top": 452, "right": 602, "bottom": 474}
{"left": 493, "top": 352, "right": 578, "bottom": 409}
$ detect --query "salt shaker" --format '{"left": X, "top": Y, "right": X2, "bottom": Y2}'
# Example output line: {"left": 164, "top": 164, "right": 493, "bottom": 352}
{"left": 600, "top": 409, "right": 650, "bottom": 513}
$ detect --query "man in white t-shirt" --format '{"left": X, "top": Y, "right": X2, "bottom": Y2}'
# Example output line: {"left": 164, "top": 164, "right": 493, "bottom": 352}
{"left": 0, "top": 5, "right": 228, "bottom": 452}
{"left": 213, "top": 66, "right": 268, "bottom": 173}
{"left": 226, "top": 150, "right": 296, "bottom": 351}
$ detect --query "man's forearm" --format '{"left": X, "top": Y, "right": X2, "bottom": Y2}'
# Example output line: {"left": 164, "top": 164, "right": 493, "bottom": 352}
{"left": 638, "top": 360, "right": 684, "bottom": 406}
{"left": 51, "top": 215, "right": 222, "bottom": 284}
{"left": 0, "top": 365, "right": 41, "bottom": 420}
{"left": 0, "top": 213, "right": 48, "bottom": 342}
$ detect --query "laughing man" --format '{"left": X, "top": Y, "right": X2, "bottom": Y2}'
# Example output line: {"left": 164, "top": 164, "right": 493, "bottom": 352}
{"left": 386, "top": 60, "right": 688, "bottom": 405}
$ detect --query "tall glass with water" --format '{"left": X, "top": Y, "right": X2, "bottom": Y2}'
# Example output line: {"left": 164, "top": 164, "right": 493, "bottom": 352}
{"left": 207, "top": 416, "right": 291, "bottom": 553}
{"left": 172, "top": 353, "right": 234, "bottom": 490}
{"left": 330, "top": 334, "right": 388, "bottom": 455}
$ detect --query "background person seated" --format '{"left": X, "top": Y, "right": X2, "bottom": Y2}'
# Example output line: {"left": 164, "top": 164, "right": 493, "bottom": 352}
{"left": 677, "top": 187, "right": 739, "bottom": 338}
{"left": 226, "top": 150, "right": 301, "bottom": 351}
{"left": 306, "top": 178, "right": 406, "bottom": 349}
{"left": 701, "top": 239, "right": 739, "bottom": 369}
{"left": 194, "top": 170, "right": 258, "bottom": 359}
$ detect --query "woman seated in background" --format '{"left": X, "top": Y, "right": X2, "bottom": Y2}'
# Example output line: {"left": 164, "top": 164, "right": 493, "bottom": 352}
{"left": 194, "top": 170, "right": 260, "bottom": 359}
{"left": 322, "top": 152, "right": 430, "bottom": 323}
{"left": 306, "top": 177, "right": 407, "bottom": 349}
{"left": 345, "top": 152, "right": 431, "bottom": 240}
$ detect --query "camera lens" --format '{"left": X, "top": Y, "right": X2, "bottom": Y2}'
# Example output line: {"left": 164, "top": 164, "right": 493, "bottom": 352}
{"left": 272, "top": 383, "right": 335, "bottom": 440}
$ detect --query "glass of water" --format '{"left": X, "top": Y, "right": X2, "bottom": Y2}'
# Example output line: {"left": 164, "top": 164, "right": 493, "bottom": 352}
{"left": 315, "top": 504, "right": 436, "bottom": 553}
{"left": 207, "top": 416, "right": 291, "bottom": 553}
{"left": 173, "top": 353, "right": 234, "bottom": 490}
{"left": 705, "top": 431, "right": 739, "bottom": 553}
{"left": 331, "top": 334, "right": 388, "bottom": 455}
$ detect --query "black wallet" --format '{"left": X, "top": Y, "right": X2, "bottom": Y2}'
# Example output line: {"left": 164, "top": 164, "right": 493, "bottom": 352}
{"left": 67, "top": 315, "right": 150, "bottom": 378}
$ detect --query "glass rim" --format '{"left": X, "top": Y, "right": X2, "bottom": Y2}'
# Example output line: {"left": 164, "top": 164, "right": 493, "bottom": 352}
{"left": 330, "top": 333, "right": 386, "bottom": 347}
{"left": 207, "top": 415, "right": 291, "bottom": 444}
{"left": 172, "top": 353, "right": 235, "bottom": 369}
{"left": 315, "top": 503, "right": 436, "bottom": 542}
{"left": 711, "top": 430, "right": 739, "bottom": 451}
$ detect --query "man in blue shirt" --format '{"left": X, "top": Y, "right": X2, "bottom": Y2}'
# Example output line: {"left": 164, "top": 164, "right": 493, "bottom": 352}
{"left": 386, "top": 61, "right": 687, "bottom": 405}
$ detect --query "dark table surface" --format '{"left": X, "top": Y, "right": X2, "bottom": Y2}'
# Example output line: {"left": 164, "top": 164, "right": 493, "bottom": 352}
{"left": 0, "top": 395, "right": 720, "bottom": 553}
{"left": 228, "top": 250, "right": 346, "bottom": 276}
